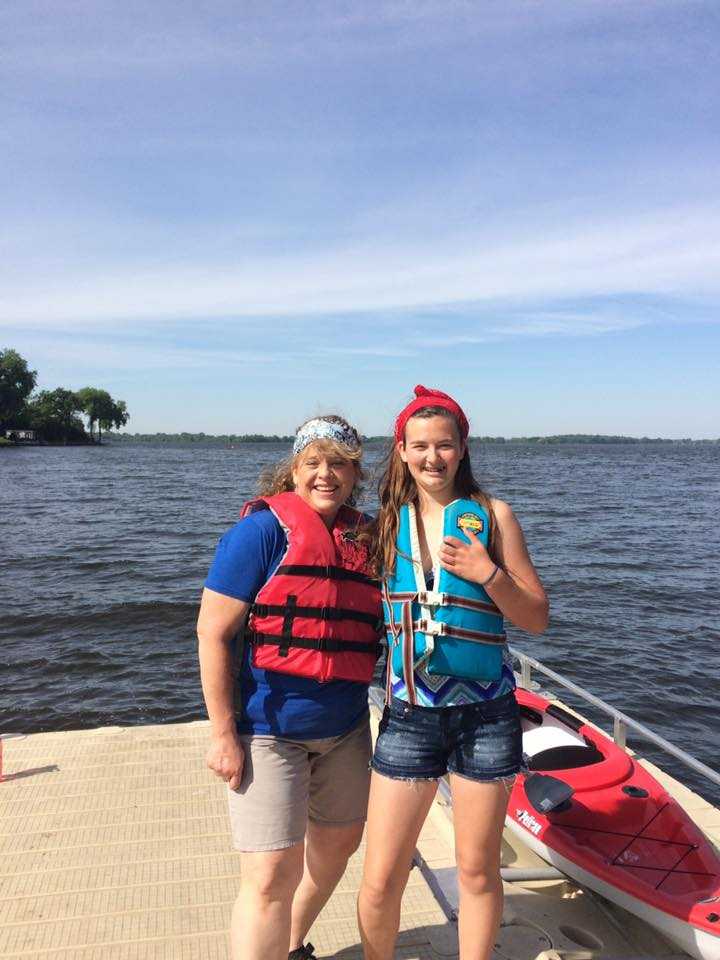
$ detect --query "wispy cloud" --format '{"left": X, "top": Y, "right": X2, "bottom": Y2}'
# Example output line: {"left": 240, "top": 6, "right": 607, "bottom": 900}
{"left": 4, "top": 337, "right": 279, "bottom": 375}
{"left": 422, "top": 313, "right": 649, "bottom": 347}
{"left": 3, "top": 2, "right": 710, "bottom": 75}
{"left": 3, "top": 204, "right": 719, "bottom": 327}
{"left": 315, "top": 345, "right": 414, "bottom": 358}
{"left": 3, "top": 2, "right": 719, "bottom": 435}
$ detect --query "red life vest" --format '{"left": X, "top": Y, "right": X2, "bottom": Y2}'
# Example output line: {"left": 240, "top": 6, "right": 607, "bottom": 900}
{"left": 240, "top": 492, "right": 382, "bottom": 683}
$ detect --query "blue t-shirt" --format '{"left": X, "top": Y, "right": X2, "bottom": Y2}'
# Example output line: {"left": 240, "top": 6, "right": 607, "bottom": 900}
{"left": 205, "top": 510, "right": 369, "bottom": 739}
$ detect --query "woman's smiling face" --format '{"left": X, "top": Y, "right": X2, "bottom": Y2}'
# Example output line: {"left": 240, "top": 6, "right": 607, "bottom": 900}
{"left": 292, "top": 442, "right": 357, "bottom": 520}
{"left": 398, "top": 414, "right": 465, "bottom": 500}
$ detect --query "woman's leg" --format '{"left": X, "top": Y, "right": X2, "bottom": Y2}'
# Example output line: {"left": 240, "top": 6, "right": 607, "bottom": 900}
{"left": 449, "top": 774, "right": 513, "bottom": 960}
{"left": 290, "top": 714, "right": 373, "bottom": 949}
{"left": 232, "top": 845, "right": 305, "bottom": 960}
{"left": 357, "top": 771, "right": 438, "bottom": 960}
{"left": 289, "top": 818, "right": 365, "bottom": 949}
{"left": 226, "top": 734, "right": 312, "bottom": 960}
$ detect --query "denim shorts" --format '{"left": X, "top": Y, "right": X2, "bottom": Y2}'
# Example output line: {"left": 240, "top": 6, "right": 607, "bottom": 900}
{"left": 371, "top": 692, "right": 523, "bottom": 783}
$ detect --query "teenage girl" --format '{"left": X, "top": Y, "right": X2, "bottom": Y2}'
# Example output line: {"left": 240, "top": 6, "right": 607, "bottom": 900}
{"left": 357, "top": 386, "right": 549, "bottom": 960}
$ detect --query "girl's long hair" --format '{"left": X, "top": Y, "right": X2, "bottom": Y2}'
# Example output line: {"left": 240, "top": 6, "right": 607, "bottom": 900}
{"left": 258, "top": 414, "right": 365, "bottom": 507}
{"left": 373, "top": 406, "right": 499, "bottom": 575}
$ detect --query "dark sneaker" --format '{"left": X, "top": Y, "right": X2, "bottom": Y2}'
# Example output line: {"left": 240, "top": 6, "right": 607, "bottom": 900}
{"left": 288, "top": 945, "right": 316, "bottom": 960}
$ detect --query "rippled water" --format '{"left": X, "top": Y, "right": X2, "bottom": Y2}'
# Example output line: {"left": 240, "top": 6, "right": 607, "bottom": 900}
{"left": 1, "top": 442, "right": 718, "bottom": 803}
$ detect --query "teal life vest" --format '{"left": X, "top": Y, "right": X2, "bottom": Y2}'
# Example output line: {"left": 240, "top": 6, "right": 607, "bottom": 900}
{"left": 383, "top": 499, "right": 506, "bottom": 703}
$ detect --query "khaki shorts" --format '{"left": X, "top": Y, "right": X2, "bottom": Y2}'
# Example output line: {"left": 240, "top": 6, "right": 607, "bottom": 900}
{"left": 227, "top": 715, "right": 371, "bottom": 852}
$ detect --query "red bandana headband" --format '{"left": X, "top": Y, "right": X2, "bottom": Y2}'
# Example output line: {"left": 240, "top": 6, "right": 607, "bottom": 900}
{"left": 394, "top": 385, "right": 470, "bottom": 442}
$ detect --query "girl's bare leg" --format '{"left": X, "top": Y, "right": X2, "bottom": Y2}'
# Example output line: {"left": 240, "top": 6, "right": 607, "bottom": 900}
{"left": 449, "top": 774, "right": 513, "bottom": 960}
{"left": 357, "top": 772, "right": 438, "bottom": 960}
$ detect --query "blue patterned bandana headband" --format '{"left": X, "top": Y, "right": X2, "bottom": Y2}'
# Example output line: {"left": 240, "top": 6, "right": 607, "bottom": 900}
{"left": 293, "top": 418, "right": 361, "bottom": 457}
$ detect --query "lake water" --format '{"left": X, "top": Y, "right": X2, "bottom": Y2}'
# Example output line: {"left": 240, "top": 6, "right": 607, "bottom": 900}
{"left": 1, "top": 441, "right": 718, "bottom": 804}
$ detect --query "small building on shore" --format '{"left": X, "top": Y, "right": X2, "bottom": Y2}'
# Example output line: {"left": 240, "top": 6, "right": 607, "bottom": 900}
{"left": 5, "top": 429, "right": 36, "bottom": 442}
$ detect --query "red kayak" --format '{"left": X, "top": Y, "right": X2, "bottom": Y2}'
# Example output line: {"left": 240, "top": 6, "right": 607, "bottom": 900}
{"left": 507, "top": 688, "right": 720, "bottom": 960}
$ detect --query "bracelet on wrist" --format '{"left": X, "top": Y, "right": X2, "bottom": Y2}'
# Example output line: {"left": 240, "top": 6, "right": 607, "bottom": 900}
{"left": 480, "top": 564, "right": 500, "bottom": 588}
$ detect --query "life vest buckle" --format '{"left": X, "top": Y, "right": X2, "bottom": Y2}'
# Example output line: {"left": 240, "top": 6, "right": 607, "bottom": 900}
{"left": 417, "top": 590, "right": 447, "bottom": 607}
{"left": 417, "top": 618, "right": 445, "bottom": 637}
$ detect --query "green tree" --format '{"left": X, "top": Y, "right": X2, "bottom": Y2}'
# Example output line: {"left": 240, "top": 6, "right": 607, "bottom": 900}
{"left": 77, "top": 388, "right": 130, "bottom": 442}
{"left": 27, "top": 388, "right": 86, "bottom": 444}
{"left": 98, "top": 398, "right": 129, "bottom": 440}
{"left": 77, "top": 387, "right": 112, "bottom": 441}
{"left": 0, "top": 349, "right": 37, "bottom": 430}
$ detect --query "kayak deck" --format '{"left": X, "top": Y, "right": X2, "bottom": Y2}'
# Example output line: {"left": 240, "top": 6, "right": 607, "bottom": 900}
{"left": 512, "top": 689, "right": 720, "bottom": 931}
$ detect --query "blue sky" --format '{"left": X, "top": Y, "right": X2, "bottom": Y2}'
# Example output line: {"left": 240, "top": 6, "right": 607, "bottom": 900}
{"left": 2, "top": 1, "right": 719, "bottom": 436}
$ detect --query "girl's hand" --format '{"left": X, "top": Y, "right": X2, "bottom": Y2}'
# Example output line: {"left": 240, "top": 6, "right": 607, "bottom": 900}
{"left": 438, "top": 530, "right": 497, "bottom": 585}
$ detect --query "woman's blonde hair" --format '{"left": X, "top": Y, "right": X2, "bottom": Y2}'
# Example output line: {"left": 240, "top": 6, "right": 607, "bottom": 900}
{"left": 373, "top": 406, "right": 499, "bottom": 575}
{"left": 258, "top": 414, "right": 364, "bottom": 505}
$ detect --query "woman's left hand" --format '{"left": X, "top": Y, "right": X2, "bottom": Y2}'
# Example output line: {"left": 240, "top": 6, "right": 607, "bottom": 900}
{"left": 438, "top": 530, "right": 496, "bottom": 585}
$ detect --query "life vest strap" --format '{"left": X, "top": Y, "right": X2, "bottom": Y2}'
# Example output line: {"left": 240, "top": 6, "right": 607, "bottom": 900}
{"left": 442, "top": 593, "right": 501, "bottom": 616}
{"left": 401, "top": 600, "right": 418, "bottom": 705}
{"left": 252, "top": 602, "right": 382, "bottom": 629}
{"left": 248, "top": 631, "right": 382, "bottom": 657}
{"left": 385, "top": 618, "right": 506, "bottom": 644}
{"left": 382, "top": 581, "right": 401, "bottom": 704}
{"left": 276, "top": 564, "right": 380, "bottom": 588}
{"left": 387, "top": 590, "right": 501, "bottom": 616}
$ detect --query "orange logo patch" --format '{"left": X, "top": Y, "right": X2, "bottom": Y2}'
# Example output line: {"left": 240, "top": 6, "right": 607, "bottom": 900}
{"left": 457, "top": 512, "right": 484, "bottom": 534}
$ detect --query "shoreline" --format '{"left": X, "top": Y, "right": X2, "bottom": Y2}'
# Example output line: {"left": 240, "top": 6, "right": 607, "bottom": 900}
{"left": 7, "top": 431, "right": 720, "bottom": 447}
{"left": 103, "top": 431, "right": 720, "bottom": 444}
{"left": 4, "top": 434, "right": 713, "bottom": 447}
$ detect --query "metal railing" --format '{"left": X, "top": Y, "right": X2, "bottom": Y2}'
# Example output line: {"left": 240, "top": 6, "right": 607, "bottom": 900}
{"left": 510, "top": 646, "right": 720, "bottom": 793}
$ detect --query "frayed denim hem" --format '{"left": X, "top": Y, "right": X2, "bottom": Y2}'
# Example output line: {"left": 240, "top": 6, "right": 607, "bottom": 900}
{"left": 447, "top": 768, "right": 519, "bottom": 790}
{"left": 371, "top": 761, "right": 441, "bottom": 784}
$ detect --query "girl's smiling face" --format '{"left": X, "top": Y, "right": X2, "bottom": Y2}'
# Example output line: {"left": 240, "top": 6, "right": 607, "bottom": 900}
{"left": 292, "top": 442, "right": 357, "bottom": 520}
{"left": 398, "top": 414, "right": 465, "bottom": 501}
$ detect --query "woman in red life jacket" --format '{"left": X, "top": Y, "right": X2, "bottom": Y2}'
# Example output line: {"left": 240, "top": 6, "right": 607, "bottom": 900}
{"left": 198, "top": 415, "right": 381, "bottom": 960}
{"left": 357, "top": 387, "right": 549, "bottom": 960}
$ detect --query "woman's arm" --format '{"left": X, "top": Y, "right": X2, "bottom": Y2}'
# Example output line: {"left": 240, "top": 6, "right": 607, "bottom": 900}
{"left": 197, "top": 587, "right": 251, "bottom": 789}
{"left": 437, "top": 498, "right": 549, "bottom": 634}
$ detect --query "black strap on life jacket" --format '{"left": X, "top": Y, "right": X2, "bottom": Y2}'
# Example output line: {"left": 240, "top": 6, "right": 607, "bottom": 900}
{"left": 248, "top": 631, "right": 382, "bottom": 657}
{"left": 252, "top": 563, "right": 382, "bottom": 657}
{"left": 275, "top": 564, "right": 380, "bottom": 588}
{"left": 280, "top": 595, "right": 298, "bottom": 657}
{"left": 252, "top": 601, "right": 383, "bottom": 629}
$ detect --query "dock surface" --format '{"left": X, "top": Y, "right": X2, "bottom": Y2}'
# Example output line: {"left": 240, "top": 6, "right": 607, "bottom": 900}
{"left": 1, "top": 716, "right": 718, "bottom": 959}
{"left": 0, "top": 720, "right": 451, "bottom": 959}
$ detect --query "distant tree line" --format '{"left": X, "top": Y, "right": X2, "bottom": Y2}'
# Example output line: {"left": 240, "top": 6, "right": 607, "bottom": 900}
{"left": 105, "top": 431, "right": 294, "bottom": 444}
{"left": 0, "top": 348, "right": 129, "bottom": 444}
{"left": 470, "top": 433, "right": 711, "bottom": 444}
{"left": 3, "top": 349, "right": 712, "bottom": 446}
{"left": 105, "top": 430, "right": 716, "bottom": 445}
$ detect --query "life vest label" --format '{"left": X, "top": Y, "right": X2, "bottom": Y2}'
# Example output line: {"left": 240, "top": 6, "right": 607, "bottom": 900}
{"left": 457, "top": 511, "right": 484, "bottom": 534}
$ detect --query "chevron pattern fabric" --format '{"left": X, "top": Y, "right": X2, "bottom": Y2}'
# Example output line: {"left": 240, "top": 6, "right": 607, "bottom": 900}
{"left": 389, "top": 647, "right": 516, "bottom": 708}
